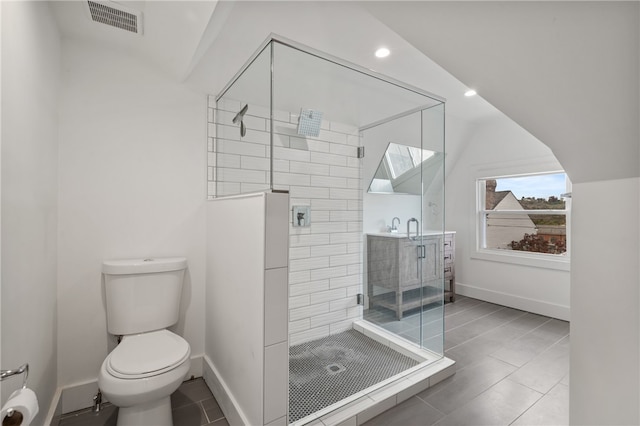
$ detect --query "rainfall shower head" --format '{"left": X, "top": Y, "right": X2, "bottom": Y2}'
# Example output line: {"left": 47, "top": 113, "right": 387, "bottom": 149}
{"left": 297, "top": 109, "right": 323, "bottom": 137}
{"left": 232, "top": 104, "right": 248, "bottom": 137}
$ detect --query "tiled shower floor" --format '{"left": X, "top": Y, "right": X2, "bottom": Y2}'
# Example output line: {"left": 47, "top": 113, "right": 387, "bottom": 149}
{"left": 288, "top": 329, "right": 419, "bottom": 423}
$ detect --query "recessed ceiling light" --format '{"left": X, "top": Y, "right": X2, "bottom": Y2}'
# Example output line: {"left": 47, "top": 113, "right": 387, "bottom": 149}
{"left": 464, "top": 89, "right": 477, "bottom": 97}
{"left": 375, "top": 47, "right": 390, "bottom": 58}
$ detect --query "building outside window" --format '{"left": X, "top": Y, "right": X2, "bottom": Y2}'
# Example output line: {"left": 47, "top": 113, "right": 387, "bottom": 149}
{"left": 477, "top": 172, "right": 569, "bottom": 257}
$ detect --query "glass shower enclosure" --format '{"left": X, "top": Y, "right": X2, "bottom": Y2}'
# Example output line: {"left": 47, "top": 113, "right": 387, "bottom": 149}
{"left": 208, "top": 35, "right": 449, "bottom": 425}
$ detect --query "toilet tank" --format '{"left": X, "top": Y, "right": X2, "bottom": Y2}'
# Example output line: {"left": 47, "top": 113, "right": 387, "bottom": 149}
{"left": 102, "top": 257, "right": 187, "bottom": 335}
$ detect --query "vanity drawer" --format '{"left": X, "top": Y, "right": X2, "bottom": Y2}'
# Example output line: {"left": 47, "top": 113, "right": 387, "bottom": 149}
{"left": 444, "top": 265, "right": 454, "bottom": 278}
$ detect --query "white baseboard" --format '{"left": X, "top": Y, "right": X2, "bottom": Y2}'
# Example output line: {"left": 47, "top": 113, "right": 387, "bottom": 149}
{"left": 203, "top": 355, "right": 249, "bottom": 426}
{"left": 456, "top": 282, "right": 570, "bottom": 321}
{"left": 186, "top": 354, "right": 204, "bottom": 379}
{"left": 61, "top": 379, "right": 100, "bottom": 414}
{"left": 44, "top": 387, "right": 63, "bottom": 426}
{"left": 43, "top": 354, "right": 204, "bottom": 423}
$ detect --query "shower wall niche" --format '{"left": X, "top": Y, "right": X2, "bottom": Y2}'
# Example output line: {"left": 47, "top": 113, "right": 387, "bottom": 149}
{"left": 207, "top": 36, "right": 452, "bottom": 425}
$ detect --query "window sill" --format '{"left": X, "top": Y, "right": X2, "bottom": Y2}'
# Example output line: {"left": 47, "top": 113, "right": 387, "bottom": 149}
{"left": 471, "top": 249, "right": 570, "bottom": 272}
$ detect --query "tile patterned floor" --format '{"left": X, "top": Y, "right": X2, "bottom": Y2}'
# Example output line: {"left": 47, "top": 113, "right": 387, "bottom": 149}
{"left": 289, "top": 328, "right": 418, "bottom": 422}
{"left": 57, "top": 378, "right": 227, "bottom": 426}
{"left": 363, "top": 295, "right": 570, "bottom": 426}
{"left": 56, "top": 296, "right": 569, "bottom": 426}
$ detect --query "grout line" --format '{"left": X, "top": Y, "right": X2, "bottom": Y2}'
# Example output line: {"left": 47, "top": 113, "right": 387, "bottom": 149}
{"left": 489, "top": 322, "right": 568, "bottom": 370}
{"left": 443, "top": 307, "right": 514, "bottom": 351}
{"left": 446, "top": 311, "right": 554, "bottom": 353}
{"left": 508, "top": 375, "right": 555, "bottom": 396}
{"left": 519, "top": 332, "right": 569, "bottom": 367}
{"left": 444, "top": 303, "right": 506, "bottom": 330}
{"left": 209, "top": 414, "right": 226, "bottom": 423}
{"left": 414, "top": 393, "right": 447, "bottom": 417}
{"left": 477, "top": 376, "right": 545, "bottom": 424}
{"left": 200, "top": 400, "right": 211, "bottom": 425}
{"left": 502, "top": 378, "right": 546, "bottom": 425}
{"left": 442, "top": 298, "right": 484, "bottom": 317}
{"left": 487, "top": 352, "right": 522, "bottom": 368}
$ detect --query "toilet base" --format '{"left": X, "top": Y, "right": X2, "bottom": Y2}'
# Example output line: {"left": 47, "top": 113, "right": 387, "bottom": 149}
{"left": 116, "top": 396, "right": 172, "bottom": 426}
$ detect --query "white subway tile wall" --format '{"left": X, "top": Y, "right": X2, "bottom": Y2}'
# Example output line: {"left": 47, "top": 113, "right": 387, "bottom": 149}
{"left": 208, "top": 95, "right": 363, "bottom": 345}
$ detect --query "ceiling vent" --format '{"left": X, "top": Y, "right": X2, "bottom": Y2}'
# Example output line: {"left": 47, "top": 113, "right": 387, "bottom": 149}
{"left": 86, "top": 1, "right": 143, "bottom": 35}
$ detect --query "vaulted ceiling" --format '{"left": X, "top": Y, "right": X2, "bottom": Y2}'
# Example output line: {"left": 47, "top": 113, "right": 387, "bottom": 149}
{"left": 364, "top": 1, "right": 639, "bottom": 184}
{"left": 50, "top": 1, "right": 220, "bottom": 80}
{"left": 51, "top": 1, "right": 639, "bottom": 184}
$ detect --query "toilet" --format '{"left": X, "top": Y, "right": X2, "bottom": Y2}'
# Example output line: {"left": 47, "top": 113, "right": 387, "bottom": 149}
{"left": 98, "top": 257, "right": 191, "bottom": 426}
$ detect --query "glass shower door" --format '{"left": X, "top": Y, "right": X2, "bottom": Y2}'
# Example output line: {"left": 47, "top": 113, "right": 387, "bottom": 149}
{"left": 418, "top": 103, "right": 446, "bottom": 355}
{"left": 362, "top": 108, "right": 444, "bottom": 353}
{"left": 211, "top": 35, "right": 449, "bottom": 425}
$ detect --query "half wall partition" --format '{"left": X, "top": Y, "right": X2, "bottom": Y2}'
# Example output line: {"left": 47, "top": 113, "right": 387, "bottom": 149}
{"left": 206, "top": 35, "right": 453, "bottom": 426}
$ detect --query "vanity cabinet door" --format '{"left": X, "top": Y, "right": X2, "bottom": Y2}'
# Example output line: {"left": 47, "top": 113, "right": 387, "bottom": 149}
{"left": 421, "top": 236, "right": 442, "bottom": 283}
{"left": 399, "top": 240, "right": 420, "bottom": 288}
{"left": 398, "top": 236, "right": 442, "bottom": 288}
{"left": 367, "top": 236, "right": 399, "bottom": 292}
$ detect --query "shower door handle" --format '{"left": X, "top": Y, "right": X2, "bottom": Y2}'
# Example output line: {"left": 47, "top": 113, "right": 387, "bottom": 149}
{"left": 407, "top": 218, "right": 419, "bottom": 241}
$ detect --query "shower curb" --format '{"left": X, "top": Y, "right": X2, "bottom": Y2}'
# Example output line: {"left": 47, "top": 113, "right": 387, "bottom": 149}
{"left": 203, "top": 323, "right": 454, "bottom": 426}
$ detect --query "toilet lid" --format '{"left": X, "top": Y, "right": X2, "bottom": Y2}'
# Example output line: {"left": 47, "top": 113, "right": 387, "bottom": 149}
{"left": 107, "top": 330, "right": 190, "bottom": 379}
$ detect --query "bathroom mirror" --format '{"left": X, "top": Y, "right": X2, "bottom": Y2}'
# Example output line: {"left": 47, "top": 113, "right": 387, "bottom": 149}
{"left": 368, "top": 142, "right": 443, "bottom": 195}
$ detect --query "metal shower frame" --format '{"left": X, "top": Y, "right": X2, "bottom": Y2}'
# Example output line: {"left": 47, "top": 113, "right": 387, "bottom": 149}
{"left": 215, "top": 34, "right": 446, "bottom": 191}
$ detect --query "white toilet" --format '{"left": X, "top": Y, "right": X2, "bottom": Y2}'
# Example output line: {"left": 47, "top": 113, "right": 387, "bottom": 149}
{"left": 98, "top": 257, "right": 191, "bottom": 426}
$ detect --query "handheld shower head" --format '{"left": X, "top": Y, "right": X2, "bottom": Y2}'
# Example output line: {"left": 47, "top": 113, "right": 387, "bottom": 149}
{"left": 232, "top": 104, "right": 248, "bottom": 137}
{"left": 232, "top": 104, "right": 248, "bottom": 124}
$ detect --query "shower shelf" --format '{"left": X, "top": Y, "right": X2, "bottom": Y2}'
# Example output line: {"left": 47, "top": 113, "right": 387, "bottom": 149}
{"left": 370, "top": 288, "right": 441, "bottom": 314}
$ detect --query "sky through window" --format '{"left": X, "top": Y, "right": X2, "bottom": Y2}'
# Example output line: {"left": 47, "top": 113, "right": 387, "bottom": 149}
{"left": 494, "top": 173, "right": 566, "bottom": 199}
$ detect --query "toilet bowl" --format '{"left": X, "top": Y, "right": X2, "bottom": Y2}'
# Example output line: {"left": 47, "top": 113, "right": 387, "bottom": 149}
{"left": 98, "top": 257, "right": 191, "bottom": 426}
{"left": 99, "top": 330, "right": 190, "bottom": 426}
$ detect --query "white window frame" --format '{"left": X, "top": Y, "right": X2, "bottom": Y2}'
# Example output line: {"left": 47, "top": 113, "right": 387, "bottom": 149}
{"left": 472, "top": 167, "right": 571, "bottom": 272}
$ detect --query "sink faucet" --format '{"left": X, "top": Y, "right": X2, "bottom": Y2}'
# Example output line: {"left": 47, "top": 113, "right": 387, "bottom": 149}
{"left": 390, "top": 217, "right": 400, "bottom": 233}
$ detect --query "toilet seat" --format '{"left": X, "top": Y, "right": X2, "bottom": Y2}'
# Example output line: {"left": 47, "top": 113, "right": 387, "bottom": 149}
{"left": 106, "top": 330, "right": 190, "bottom": 379}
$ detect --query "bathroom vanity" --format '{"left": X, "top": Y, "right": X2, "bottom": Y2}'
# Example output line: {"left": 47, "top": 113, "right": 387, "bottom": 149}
{"left": 367, "top": 231, "right": 455, "bottom": 320}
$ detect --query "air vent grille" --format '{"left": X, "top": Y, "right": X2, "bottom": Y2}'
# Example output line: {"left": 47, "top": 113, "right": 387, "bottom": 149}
{"left": 87, "top": 1, "right": 141, "bottom": 34}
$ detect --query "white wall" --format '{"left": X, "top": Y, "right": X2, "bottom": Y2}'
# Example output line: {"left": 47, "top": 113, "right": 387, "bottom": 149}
{"left": 364, "top": 3, "right": 639, "bottom": 423}
{"left": 1, "top": 0, "right": 3, "bottom": 405}
{"left": 446, "top": 115, "right": 570, "bottom": 320}
{"left": 0, "top": 2, "right": 60, "bottom": 423}
{"left": 206, "top": 194, "right": 267, "bottom": 425}
{"left": 570, "top": 178, "right": 639, "bottom": 425}
{"left": 205, "top": 192, "right": 289, "bottom": 426}
{"left": 57, "top": 38, "right": 206, "bottom": 391}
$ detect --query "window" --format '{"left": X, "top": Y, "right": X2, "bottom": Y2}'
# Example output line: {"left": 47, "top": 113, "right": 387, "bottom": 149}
{"left": 384, "top": 143, "right": 435, "bottom": 179}
{"left": 477, "top": 172, "right": 570, "bottom": 260}
{"left": 369, "top": 143, "right": 439, "bottom": 195}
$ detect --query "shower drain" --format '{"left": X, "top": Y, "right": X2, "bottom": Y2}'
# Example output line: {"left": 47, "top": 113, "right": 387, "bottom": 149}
{"left": 325, "top": 363, "right": 346, "bottom": 375}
